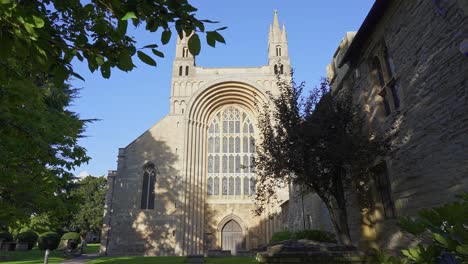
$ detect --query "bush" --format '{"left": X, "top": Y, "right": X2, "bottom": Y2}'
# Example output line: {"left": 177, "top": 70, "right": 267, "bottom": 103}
{"left": 59, "top": 232, "right": 81, "bottom": 250}
{"left": 17, "top": 229, "right": 38, "bottom": 249}
{"left": 37, "top": 232, "right": 60, "bottom": 251}
{"left": 294, "top": 229, "right": 337, "bottom": 243}
{"left": 271, "top": 231, "right": 293, "bottom": 242}
{"left": 0, "top": 231, "right": 13, "bottom": 242}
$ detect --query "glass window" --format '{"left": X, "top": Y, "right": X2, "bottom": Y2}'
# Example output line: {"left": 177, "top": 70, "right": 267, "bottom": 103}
{"left": 222, "top": 177, "right": 227, "bottom": 195}
{"left": 222, "top": 155, "right": 227, "bottom": 173}
{"left": 229, "top": 155, "right": 234, "bottom": 173}
{"left": 208, "top": 156, "right": 213, "bottom": 173}
{"left": 235, "top": 137, "right": 240, "bottom": 153}
{"left": 250, "top": 177, "right": 256, "bottom": 195}
{"left": 214, "top": 177, "right": 219, "bottom": 195}
{"left": 208, "top": 137, "right": 214, "bottom": 153}
{"left": 215, "top": 137, "right": 220, "bottom": 153}
{"left": 235, "top": 177, "right": 241, "bottom": 195}
{"left": 243, "top": 155, "right": 249, "bottom": 173}
{"left": 244, "top": 177, "right": 249, "bottom": 195}
{"left": 229, "top": 177, "right": 234, "bottom": 195}
{"left": 207, "top": 177, "right": 213, "bottom": 195}
{"left": 235, "top": 155, "right": 241, "bottom": 173}
{"left": 214, "top": 156, "right": 220, "bottom": 173}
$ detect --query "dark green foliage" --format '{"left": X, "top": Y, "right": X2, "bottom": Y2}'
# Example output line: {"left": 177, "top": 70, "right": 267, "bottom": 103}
{"left": 37, "top": 232, "right": 60, "bottom": 251}
{"left": 271, "top": 231, "right": 293, "bottom": 242}
{"left": 60, "top": 232, "right": 81, "bottom": 250}
{"left": 69, "top": 176, "right": 107, "bottom": 234}
{"left": 0, "top": 0, "right": 225, "bottom": 228}
{"left": 60, "top": 232, "right": 80, "bottom": 241}
{"left": 294, "top": 230, "right": 336, "bottom": 243}
{"left": 17, "top": 229, "right": 38, "bottom": 250}
{"left": 398, "top": 193, "right": 468, "bottom": 263}
{"left": 0, "top": 231, "right": 13, "bottom": 242}
{"left": 271, "top": 230, "right": 336, "bottom": 243}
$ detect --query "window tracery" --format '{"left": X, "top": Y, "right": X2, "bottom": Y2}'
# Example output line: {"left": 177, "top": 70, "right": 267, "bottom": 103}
{"left": 207, "top": 106, "right": 256, "bottom": 198}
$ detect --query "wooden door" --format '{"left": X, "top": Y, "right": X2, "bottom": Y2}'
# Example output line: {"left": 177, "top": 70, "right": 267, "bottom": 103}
{"left": 221, "top": 220, "right": 243, "bottom": 254}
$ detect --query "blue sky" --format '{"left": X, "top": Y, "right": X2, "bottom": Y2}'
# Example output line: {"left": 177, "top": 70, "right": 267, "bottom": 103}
{"left": 70, "top": 0, "right": 375, "bottom": 177}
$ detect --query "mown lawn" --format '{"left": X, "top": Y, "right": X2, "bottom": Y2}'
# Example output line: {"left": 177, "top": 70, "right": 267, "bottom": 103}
{"left": 88, "top": 256, "right": 258, "bottom": 264}
{"left": 0, "top": 243, "right": 101, "bottom": 264}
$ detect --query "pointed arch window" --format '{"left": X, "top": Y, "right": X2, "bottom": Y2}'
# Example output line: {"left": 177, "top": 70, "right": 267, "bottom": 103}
{"left": 276, "top": 45, "right": 282, "bottom": 56}
{"left": 207, "top": 106, "right": 256, "bottom": 199}
{"left": 185, "top": 66, "right": 189, "bottom": 76}
{"left": 141, "top": 163, "right": 157, "bottom": 209}
{"left": 182, "top": 47, "right": 189, "bottom": 57}
{"left": 372, "top": 57, "right": 391, "bottom": 116}
{"left": 179, "top": 66, "right": 183, "bottom": 76}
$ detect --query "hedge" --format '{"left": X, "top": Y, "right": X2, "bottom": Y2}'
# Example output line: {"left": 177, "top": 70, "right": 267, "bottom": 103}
{"left": 17, "top": 229, "right": 38, "bottom": 250}
{"left": 38, "top": 232, "right": 60, "bottom": 250}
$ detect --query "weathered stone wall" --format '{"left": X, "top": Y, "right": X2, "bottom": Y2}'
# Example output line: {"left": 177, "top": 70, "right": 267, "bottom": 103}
{"left": 325, "top": 0, "right": 468, "bottom": 251}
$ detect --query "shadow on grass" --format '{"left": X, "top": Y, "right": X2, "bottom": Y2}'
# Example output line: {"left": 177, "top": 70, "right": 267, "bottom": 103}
{"left": 87, "top": 256, "right": 257, "bottom": 264}
{"left": 0, "top": 248, "right": 70, "bottom": 264}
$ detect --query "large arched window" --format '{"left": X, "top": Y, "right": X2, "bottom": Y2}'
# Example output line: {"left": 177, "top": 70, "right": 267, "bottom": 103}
{"left": 372, "top": 57, "right": 391, "bottom": 116}
{"left": 207, "top": 106, "right": 256, "bottom": 198}
{"left": 141, "top": 163, "right": 157, "bottom": 209}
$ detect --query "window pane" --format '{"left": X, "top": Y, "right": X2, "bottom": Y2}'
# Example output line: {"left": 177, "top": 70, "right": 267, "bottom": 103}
{"left": 223, "top": 121, "right": 228, "bottom": 133}
{"left": 235, "top": 121, "right": 240, "bottom": 133}
{"left": 215, "top": 123, "right": 219, "bottom": 133}
{"left": 208, "top": 156, "right": 213, "bottom": 173}
{"left": 250, "top": 177, "right": 256, "bottom": 195}
{"left": 214, "top": 177, "right": 219, "bottom": 195}
{"left": 208, "top": 137, "right": 213, "bottom": 153}
{"left": 251, "top": 156, "right": 256, "bottom": 172}
{"left": 141, "top": 172, "right": 149, "bottom": 209}
{"left": 215, "top": 137, "right": 220, "bottom": 153}
{"left": 214, "top": 155, "right": 220, "bottom": 173}
{"left": 229, "top": 177, "right": 234, "bottom": 195}
{"left": 209, "top": 124, "right": 214, "bottom": 133}
{"left": 229, "top": 137, "right": 234, "bottom": 153}
{"left": 243, "top": 136, "right": 249, "bottom": 153}
{"left": 229, "top": 155, "right": 234, "bottom": 173}
{"left": 229, "top": 121, "right": 234, "bottom": 133}
{"left": 249, "top": 123, "right": 254, "bottom": 134}
{"left": 244, "top": 177, "right": 249, "bottom": 195}
{"left": 243, "top": 155, "right": 249, "bottom": 173}
{"left": 235, "top": 177, "right": 241, "bottom": 195}
{"left": 222, "top": 137, "right": 227, "bottom": 153}
{"left": 243, "top": 123, "right": 248, "bottom": 133}
{"left": 235, "top": 137, "right": 240, "bottom": 153}
{"left": 207, "top": 177, "right": 213, "bottom": 195}
{"left": 222, "top": 155, "right": 227, "bottom": 173}
{"left": 222, "top": 177, "right": 227, "bottom": 195}
{"left": 235, "top": 155, "right": 241, "bottom": 173}
{"left": 250, "top": 138, "right": 255, "bottom": 153}
{"left": 148, "top": 175, "right": 155, "bottom": 209}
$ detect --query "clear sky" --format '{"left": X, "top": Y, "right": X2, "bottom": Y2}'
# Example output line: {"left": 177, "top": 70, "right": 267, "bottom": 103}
{"left": 70, "top": 0, "right": 375, "bottom": 177}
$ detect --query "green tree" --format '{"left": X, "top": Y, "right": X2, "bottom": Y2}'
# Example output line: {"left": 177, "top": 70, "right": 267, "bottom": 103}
{"left": 255, "top": 74, "right": 386, "bottom": 244}
{"left": 69, "top": 176, "right": 107, "bottom": 236}
{"left": 0, "top": 0, "right": 225, "bottom": 227}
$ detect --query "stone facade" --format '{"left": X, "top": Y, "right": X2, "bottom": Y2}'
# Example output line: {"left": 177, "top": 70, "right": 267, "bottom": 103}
{"left": 100, "top": 11, "right": 292, "bottom": 256}
{"left": 322, "top": 0, "right": 468, "bottom": 251}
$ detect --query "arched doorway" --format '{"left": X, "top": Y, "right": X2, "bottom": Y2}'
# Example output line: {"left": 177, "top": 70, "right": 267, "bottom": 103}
{"left": 221, "top": 220, "right": 244, "bottom": 254}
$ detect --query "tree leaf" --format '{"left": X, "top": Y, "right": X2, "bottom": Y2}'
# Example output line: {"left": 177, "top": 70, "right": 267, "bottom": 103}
{"left": 151, "top": 49, "right": 164, "bottom": 58}
{"left": 118, "top": 50, "right": 133, "bottom": 71}
{"left": 121, "top": 11, "right": 137, "bottom": 21}
{"left": 161, "top": 30, "right": 171, "bottom": 45}
{"left": 32, "top": 16, "right": 44, "bottom": 28}
{"left": 100, "top": 64, "right": 111, "bottom": 79}
{"left": 206, "top": 32, "right": 216, "bottom": 47}
{"left": 143, "top": 44, "right": 158, "bottom": 49}
{"left": 456, "top": 244, "right": 468, "bottom": 255}
{"left": 188, "top": 33, "right": 201, "bottom": 56}
{"left": 212, "top": 31, "right": 225, "bottom": 44}
{"left": 137, "top": 51, "right": 156, "bottom": 66}
{"left": 216, "top": 26, "right": 228, "bottom": 31}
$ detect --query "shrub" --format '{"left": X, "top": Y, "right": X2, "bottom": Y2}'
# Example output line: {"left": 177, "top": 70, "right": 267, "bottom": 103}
{"left": 271, "top": 231, "right": 293, "bottom": 242}
{"left": 17, "top": 229, "right": 38, "bottom": 249}
{"left": 294, "top": 229, "right": 337, "bottom": 243}
{"left": 59, "top": 232, "right": 81, "bottom": 250}
{"left": 0, "top": 231, "right": 13, "bottom": 242}
{"left": 37, "top": 232, "right": 60, "bottom": 251}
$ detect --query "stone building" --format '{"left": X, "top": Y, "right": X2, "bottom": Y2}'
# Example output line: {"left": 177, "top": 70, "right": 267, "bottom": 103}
{"left": 323, "top": 0, "right": 468, "bottom": 250}
{"left": 100, "top": 11, "right": 292, "bottom": 256}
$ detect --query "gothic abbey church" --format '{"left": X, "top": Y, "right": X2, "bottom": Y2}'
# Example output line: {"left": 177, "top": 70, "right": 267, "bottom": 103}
{"left": 100, "top": 11, "right": 298, "bottom": 256}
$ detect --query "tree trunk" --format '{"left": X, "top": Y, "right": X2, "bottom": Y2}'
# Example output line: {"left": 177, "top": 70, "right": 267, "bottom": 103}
{"left": 325, "top": 196, "right": 352, "bottom": 245}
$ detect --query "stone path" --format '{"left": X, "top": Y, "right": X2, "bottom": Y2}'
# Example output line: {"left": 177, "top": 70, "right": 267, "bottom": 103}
{"left": 60, "top": 253, "right": 100, "bottom": 264}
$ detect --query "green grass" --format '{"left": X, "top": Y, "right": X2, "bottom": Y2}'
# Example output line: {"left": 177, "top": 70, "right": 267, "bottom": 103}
{"left": 84, "top": 243, "right": 100, "bottom": 254}
{"left": 0, "top": 248, "right": 70, "bottom": 264}
{"left": 88, "top": 256, "right": 257, "bottom": 264}
{"left": 0, "top": 243, "right": 101, "bottom": 264}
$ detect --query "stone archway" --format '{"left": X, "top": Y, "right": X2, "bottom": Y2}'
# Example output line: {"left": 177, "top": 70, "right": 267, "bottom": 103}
{"left": 221, "top": 220, "right": 244, "bottom": 255}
